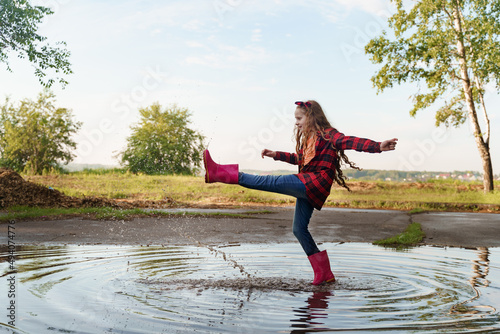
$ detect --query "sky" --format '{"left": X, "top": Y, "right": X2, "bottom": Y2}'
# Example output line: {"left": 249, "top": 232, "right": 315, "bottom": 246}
{"left": 1, "top": 0, "right": 498, "bottom": 174}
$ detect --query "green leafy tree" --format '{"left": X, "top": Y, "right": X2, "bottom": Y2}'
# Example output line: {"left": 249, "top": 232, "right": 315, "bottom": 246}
{"left": 0, "top": 90, "right": 82, "bottom": 174}
{"left": 120, "top": 103, "right": 205, "bottom": 175}
{"left": 365, "top": 0, "right": 498, "bottom": 192}
{"left": 0, "top": 0, "right": 72, "bottom": 87}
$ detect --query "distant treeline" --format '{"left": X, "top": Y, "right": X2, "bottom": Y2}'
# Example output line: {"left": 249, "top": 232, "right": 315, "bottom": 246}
{"left": 341, "top": 169, "right": 488, "bottom": 182}
{"left": 64, "top": 164, "right": 496, "bottom": 182}
{"left": 65, "top": 164, "right": 119, "bottom": 172}
{"left": 243, "top": 169, "right": 492, "bottom": 182}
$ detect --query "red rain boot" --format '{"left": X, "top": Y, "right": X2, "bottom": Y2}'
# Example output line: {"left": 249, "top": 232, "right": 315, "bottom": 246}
{"left": 203, "top": 150, "right": 239, "bottom": 184}
{"left": 308, "top": 250, "right": 336, "bottom": 285}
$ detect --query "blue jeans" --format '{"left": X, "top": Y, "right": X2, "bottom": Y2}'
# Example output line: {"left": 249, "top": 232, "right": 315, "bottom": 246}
{"left": 238, "top": 172, "right": 320, "bottom": 256}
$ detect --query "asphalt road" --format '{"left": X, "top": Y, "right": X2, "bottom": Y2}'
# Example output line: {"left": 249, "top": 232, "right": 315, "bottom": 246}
{"left": 2, "top": 208, "right": 499, "bottom": 249}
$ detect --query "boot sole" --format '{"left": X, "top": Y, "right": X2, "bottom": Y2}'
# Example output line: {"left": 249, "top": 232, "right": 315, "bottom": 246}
{"left": 203, "top": 150, "right": 210, "bottom": 183}
{"left": 312, "top": 278, "right": 336, "bottom": 286}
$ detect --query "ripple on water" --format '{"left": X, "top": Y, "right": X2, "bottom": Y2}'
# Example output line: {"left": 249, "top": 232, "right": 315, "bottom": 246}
{"left": 0, "top": 243, "right": 499, "bottom": 333}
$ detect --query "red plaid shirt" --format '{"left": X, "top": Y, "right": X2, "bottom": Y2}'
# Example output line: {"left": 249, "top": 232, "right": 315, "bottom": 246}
{"left": 274, "top": 128, "right": 381, "bottom": 210}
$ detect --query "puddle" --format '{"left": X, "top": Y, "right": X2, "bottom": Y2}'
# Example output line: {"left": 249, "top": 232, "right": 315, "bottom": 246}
{"left": 1, "top": 243, "right": 499, "bottom": 333}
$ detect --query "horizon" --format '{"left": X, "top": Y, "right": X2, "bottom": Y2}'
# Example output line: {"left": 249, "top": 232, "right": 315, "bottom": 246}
{"left": 63, "top": 162, "right": 495, "bottom": 177}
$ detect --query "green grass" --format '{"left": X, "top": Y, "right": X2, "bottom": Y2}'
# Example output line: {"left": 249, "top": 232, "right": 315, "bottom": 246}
{"left": 24, "top": 171, "right": 295, "bottom": 205}
{"left": 409, "top": 208, "right": 426, "bottom": 214}
{"left": 373, "top": 222, "right": 426, "bottom": 248}
{"left": 327, "top": 180, "right": 500, "bottom": 205}
{"left": 0, "top": 205, "right": 255, "bottom": 222}
{"left": 0, "top": 206, "right": 91, "bottom": 221}
{"left": 17, "top": 171, "right": 500, "bottom": 213}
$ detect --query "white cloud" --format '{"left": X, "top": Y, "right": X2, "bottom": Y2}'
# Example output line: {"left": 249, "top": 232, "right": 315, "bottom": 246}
{"left": 114, "top": 1, "right": 216, "bottom": 33}
{"left": 182, "top": 19, "right": 206, "bottom": 31}
{"left": 223, "top": 0, "right": 393, "bottom": 20}
{"left": 184, "top": 44, "right": 272, "bottom": 71}
{"left": 185, "top": 41, "right": 205, "bottom": 48}
{"left": 162, "top": 76, "right": 218, "bottom": 88}
{"left": 251, "top": 28, "right": 263, "bottom": 42}
{"left": 299, "top": 0, "right": 395, "bottom": 22}
{"left": 150, "top": 29, "right": 162, "bottom": 36}
{"left": 334, "top": 0, "right": 391, "bottom": 16}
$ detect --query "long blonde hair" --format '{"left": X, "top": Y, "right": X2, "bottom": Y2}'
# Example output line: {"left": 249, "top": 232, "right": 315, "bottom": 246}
{"left": 294, "top": 100, "right": 360, "bottom": 190}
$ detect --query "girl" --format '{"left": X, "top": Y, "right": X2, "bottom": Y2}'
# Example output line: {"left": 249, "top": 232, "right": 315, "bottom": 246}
{"left": 203, "top": 100, "right": 397, "bottom": 285}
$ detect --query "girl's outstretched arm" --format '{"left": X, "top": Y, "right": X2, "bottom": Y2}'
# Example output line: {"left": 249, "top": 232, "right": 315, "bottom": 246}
{"left": 263, "top": 149, "right": 299, "bottom": 165}
{"left": 328, "top": 129, "right": 396, "bottom": 153}
{"left": 380, "top": 138, "right": 398, "bottom": 151}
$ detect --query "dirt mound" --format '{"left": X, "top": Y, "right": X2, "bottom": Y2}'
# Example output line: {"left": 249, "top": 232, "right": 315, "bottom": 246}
{"left": 0, "top": 168, "right": 120, "bottom": 209}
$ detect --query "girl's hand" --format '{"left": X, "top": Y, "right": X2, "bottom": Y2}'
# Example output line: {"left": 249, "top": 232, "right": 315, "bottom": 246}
{"left": 261, "top": 149, "right": 277, "bottom": 159}
{"left": 380, "top": 138, "right": 398, "bottom": 151}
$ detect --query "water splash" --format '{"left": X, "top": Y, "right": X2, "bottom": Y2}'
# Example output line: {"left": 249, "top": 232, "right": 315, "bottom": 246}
{"left": 169, "top": 215, "right": 255, "bottom": 278}
{"left": 141, "top": 277, "right": 338, "bottom": 293}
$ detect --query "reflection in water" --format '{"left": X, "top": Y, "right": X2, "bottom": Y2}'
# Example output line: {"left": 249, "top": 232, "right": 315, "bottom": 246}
{"left": 451, "top": 247, "right": 496, "bottom": 316}
{"left": 290, "top": 291, "right": 333, "bottom": 333}
{"left": 0, "top": 243, "right": 499, "bottom": 333}
{"left": 471, "top": 247, "right": 490, "bottom": 288}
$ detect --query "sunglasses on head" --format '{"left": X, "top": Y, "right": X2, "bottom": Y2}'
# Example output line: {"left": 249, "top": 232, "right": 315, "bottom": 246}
{"left": 295, "top": 101, "right": 312, "bottom": 108}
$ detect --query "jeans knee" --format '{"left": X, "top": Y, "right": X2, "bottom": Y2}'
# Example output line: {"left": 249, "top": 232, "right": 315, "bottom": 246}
{"left": 292, "top": 224, "right": 304, "bottom": 240}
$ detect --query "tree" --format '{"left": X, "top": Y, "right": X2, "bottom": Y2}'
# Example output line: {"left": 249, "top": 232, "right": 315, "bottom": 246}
{"left": 0, "top": 0, "right": 72, "bottom": 87}
{"left": 120, "top": 103, "right": 205, "bottom": 175}
{"left": 365, "top": 0, "right": 498, "bottom": 192}
{"left": 0, "top": 90, "right": 82, "bottom": 174}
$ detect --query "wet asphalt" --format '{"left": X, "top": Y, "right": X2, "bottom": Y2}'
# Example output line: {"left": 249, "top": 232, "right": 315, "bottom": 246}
{"left": 1, "top": 208, "right": 499, "bottom": 249}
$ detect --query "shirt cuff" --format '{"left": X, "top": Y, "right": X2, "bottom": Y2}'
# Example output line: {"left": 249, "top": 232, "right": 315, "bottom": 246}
{"left": 274, "top": 151, "right": 285, "bottom": 160}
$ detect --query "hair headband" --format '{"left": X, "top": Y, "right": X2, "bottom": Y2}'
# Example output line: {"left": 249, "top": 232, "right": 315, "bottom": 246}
{"left": 295, "top": 101, "right": 312, "bottom": 108}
